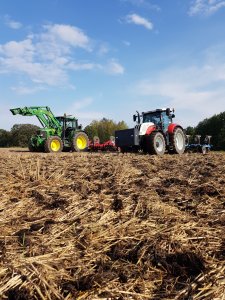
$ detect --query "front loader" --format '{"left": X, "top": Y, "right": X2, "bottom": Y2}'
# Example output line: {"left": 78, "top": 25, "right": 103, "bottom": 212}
{"left": 10, "top": 106, "right": 88, "bottom": 153}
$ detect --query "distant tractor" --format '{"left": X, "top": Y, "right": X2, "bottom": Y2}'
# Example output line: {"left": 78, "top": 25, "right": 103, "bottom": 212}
{"left": 10, "top": 106, "right": 88, "bottom": 153}
{"left": 115, "top": 108, "right": 186, "bottom": 155}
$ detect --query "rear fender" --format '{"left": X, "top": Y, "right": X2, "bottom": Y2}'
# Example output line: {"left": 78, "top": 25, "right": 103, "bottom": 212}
{"left": 167, "top": 123, "right": 183, "bottom": 134}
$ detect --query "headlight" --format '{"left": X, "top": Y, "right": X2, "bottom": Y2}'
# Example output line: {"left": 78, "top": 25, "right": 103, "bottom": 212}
{"left": 38, "top": 131, "right": 47, "bottom": 138}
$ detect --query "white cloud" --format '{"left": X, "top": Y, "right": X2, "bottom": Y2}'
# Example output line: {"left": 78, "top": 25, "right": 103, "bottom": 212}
{"left": 1, "top": 55, "right": 68, "bottom": 85}
{"left": 106, "top": 59, "right": 125, "bottom": 75}
{"left": 0, "top": 23, "right": 124, "bottom": 90}
{"left": 42, "top": 24, "right": 91, "bottom": 50}
{"left": 3, "top": 15, "right": 22, "bottom": 29}
{"left": 134, "top": 48, "right": 225, "bottom": 126}
{"left": 189, "top": 0, "right": 225, "bottom": 16}
{"left": 0, "top": 24, "right": 92, "bottom": 86}
{"left": 0, "top": 39, "right": 34, "bottom": 59}
{"left": 98, "top": 44, "right": 110, "bottom": 56}
{"left": 67, "top": 62, "right": 101, "bottom": 71}
{"left": 125, "top": 13, "right": 153, "bottom": 30}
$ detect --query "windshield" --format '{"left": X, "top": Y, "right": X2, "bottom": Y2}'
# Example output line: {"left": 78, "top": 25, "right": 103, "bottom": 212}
{"left": 56, "top": 117, "right": 77, "bottom": 128}
{"left": 143, "top": 113, "right": 161, "bottom": 124}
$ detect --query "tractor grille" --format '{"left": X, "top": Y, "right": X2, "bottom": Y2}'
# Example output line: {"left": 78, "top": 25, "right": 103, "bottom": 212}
{"left": 38, "top": 130, "right": 47, "bottom": 139}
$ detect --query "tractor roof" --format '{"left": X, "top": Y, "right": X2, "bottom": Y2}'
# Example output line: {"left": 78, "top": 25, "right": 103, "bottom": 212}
{"left": 142, "top": 108, "right": 169, "bottom": 115}
{"left": 56, "top": 116, "right": 77, "bottom": 120}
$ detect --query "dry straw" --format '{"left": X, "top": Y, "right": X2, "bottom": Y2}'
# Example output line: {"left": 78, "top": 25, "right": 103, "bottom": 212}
{"left": 0, "top": 149, "right": 224, "bottom": 299}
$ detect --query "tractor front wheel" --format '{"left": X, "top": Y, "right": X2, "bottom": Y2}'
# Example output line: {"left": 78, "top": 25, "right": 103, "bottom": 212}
{"left": 171, "top": 127, "right": 186, "bottom": 154}
{"left": 28, "top": 141, "right": 36, "bottom": 152}
{"left": 44, "top": 136, "right": 63, "bottom": 153}
{"left": 147, "top": 131, "right": 166, "bottom": 155}
{"left": 72, "top": 132, "right": 89, "bottom": 152}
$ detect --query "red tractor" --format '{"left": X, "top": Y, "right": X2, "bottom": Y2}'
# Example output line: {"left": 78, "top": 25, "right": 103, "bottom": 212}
{"left": 115, "top": 108, "right": 186, "bottom": 155}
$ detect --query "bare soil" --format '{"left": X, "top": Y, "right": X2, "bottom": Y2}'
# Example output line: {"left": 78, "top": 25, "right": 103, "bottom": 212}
{"left": 0, "top": 148, "right": 224, "bottom": 299}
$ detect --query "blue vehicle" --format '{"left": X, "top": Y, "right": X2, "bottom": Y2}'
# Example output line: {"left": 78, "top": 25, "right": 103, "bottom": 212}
{"left": 185, "top": 135, "right": 212, "bottom": 154}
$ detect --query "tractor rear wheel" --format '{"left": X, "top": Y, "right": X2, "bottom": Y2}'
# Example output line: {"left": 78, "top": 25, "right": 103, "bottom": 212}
{"left": 72, "top": 132, "right": 89, "bottom": 152}
{"left": 147, "top": 131, "right": 166, "bottom": 155}
{"left": 44, "top": 136, "right": 63, "bottom": 153}
{"left": 171, "top": 127, "right": 186, "bottom": 154}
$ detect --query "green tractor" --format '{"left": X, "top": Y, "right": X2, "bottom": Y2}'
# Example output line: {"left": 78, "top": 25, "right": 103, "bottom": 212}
{"left": 10, "top": 106, "right": 89, "bottom": 153}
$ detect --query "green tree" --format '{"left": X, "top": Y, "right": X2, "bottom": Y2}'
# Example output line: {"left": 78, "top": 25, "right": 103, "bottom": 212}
{"left": 186, "top": 112, "right": 225, "bottom": 150}
{"left": 185, "top": 126, "right": 196, "bottom": 144}
{"left": 185, "top": 126, "right": 195, "bottom": 136}
{"left": 85, "top": 118, "right": 128, "bottom": 142}
{"left": 0, "top": 129, "right": 11, "bottom": 147}
{"left": 10, "top": 124, "right": 40, "bottom": 147}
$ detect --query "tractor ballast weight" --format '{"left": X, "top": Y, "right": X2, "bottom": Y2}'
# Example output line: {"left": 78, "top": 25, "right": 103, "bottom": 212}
{"left": 10, "top": 106, "right": 88, "bottom": 153}
{"left": 115, "top": 108, "right": 186, "bottom": 155}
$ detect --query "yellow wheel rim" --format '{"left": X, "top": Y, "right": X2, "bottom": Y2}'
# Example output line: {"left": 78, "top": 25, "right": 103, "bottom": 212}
{"left": 77, "top": 136, "right": 87, "bottom": 150}
{"left": 51, "top": 140, "right": 61, "bottom": 152}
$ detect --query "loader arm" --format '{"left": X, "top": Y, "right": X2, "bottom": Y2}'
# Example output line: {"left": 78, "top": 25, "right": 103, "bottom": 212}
{"left": 10, "top": 106, "right": 61, "bottom": 130}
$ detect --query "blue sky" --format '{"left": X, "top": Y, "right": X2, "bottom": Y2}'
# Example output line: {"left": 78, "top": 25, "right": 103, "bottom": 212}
{"left": 0, "top": 0, "right": 225, "bottom": 130}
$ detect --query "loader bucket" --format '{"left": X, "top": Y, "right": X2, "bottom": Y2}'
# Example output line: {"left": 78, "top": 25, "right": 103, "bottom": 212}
{"left": 10, "top": 108, "right": 22, "bottom": 115}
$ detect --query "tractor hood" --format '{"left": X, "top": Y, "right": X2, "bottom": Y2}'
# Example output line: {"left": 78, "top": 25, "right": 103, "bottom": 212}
{"left": 139, "top": 122, "right": 155, "bottom": 135}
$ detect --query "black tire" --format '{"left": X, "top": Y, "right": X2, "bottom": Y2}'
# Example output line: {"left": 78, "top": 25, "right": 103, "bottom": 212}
{"left": 71, "top": 132, "right": 89, "bottom": 152}
{"left": 147, "top": 131, "right": 166, "bottom": 155}
{"left": 171, "top": 127, "right": 186, "bottom": 154}
{"left": 141, "top": 136, "right": 148, "bottom": 154}
{"left": 119, "top": 146, "right": 129, "bottom": 153}
{"left": 44, "top": 136, "right": 63, "bottom": 153}
{"left": 28, "top": 141, "right": 36, "bottom": 152}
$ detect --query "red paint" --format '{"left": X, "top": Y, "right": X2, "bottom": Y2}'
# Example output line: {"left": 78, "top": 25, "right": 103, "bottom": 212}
{"left": 146, "top": 125, "right": 156, "bottom": 135}
{"left": 168, "top": 123, "right": 178, "bottom": 134}
{"left": 89, "top": 139, "right": 117, "bottom": 151}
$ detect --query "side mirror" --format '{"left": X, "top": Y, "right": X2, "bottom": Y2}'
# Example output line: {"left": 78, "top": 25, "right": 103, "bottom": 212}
{"left": 133, "top": 114, "right": 137, "bottom": 122}
{"left": 171, "top": 114, "right": 175, "bottom": 118}
{"left": 78, "top": 125, "right": 82, "bottom": 129}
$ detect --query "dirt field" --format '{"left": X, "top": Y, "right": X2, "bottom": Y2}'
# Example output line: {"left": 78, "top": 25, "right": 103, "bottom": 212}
{"left": 0, "top": 148, "right": 224, "bottom": 300}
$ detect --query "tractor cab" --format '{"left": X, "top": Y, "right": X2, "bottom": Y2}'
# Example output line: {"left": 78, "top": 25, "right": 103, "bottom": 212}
{"left": 134, "top": 108, "right": 175, "bottom": 133}
{"left": 56, "top": 116, "right": 82, "bottom": 138}
{"left": 56, "top": 116, "right": 78, "bottom": 129}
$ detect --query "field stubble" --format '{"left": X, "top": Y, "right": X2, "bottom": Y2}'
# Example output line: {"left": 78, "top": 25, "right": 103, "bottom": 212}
{"left": 0, "top": 148, "right": 224, "bottom": 299}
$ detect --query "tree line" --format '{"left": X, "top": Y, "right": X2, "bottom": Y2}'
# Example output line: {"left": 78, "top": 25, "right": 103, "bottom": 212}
{"left": 0, "top": 112, "right": 224, "bottom": 150}
{"left": 0, "top": 118, "right": 128, "bottom": 147}
{"left": 0, "top": 124, "right": 40, "bottom": 147}
{"left": 85, "top": 118, "right": 128, "bottom": 143}
{"left": 186, "top": 111, "right": 225, "bottom": 150}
